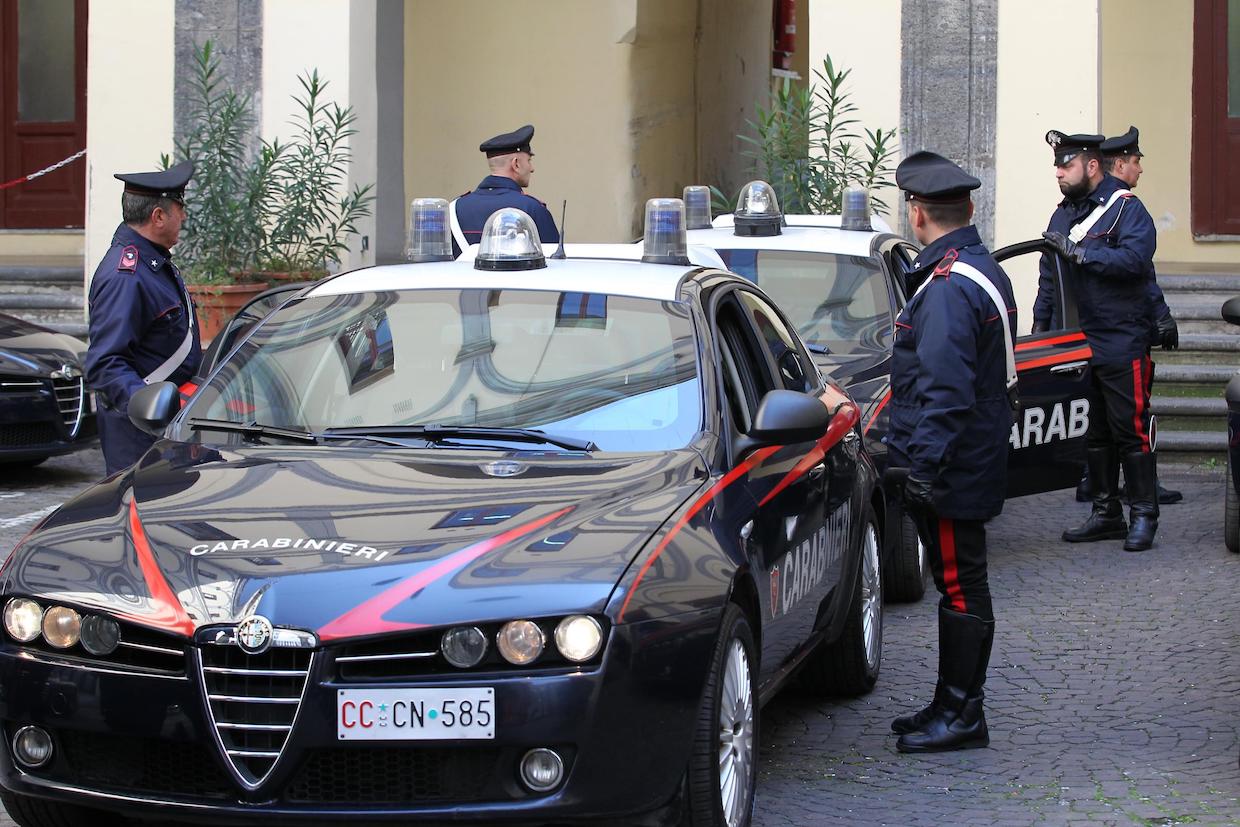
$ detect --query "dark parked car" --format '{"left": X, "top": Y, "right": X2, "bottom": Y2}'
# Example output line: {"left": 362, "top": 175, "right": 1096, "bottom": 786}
{"left": 0, "top": 220, "right": 883, "bottom": 827}
{"left": 0, "top": 313, "right": 95, "bottom": 467}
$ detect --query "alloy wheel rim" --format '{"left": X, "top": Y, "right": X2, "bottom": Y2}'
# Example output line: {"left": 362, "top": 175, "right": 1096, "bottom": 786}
{"left": 861, "top": 522, "right": 882, "bottom": 670}
{"left": 717, "top": 638, "right": 754, "bottom": 827}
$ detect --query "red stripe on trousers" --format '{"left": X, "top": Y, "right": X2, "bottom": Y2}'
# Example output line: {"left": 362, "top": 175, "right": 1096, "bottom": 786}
{"left": 939, "top": 519, "right": 966, "bottom": 612}
{"left": 1132, "top": 356, "right": 1150, "bottom": 453}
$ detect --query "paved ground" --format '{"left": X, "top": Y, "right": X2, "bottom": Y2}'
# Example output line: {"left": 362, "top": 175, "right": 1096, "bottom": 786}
{"left": 0, "top": 451, "right": 1235, "bottom": 825}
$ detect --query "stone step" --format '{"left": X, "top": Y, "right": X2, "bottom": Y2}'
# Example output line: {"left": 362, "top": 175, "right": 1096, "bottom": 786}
{"left": 0, "top": 264, "right": 82, "bottom": 285}
{"left": 1152, "top": 363, "right": 1236, "bottom": 384}
{"left": 1158, "top": 430, "right": 1228, "bottom": 452}
{"left": 1156, "top": 348, "right": 1240, "bottom": 367}
{"left": 1151, "top": 395, "right": 1227, "bottom": 416}
{"left": 1157, "top": 272, "right": 1240, "bottom": 292}
{"left": 1165, "top": 296, "right": 1237, "bottom": 319}
{"left": 0, "top": 292, "right": 82, "bottom": 310}
{"left": 1179, "top": 319, "right": 1238, "bottom": 335}
{"left": 1175, "top": 333, "right": 1240, "bottom": 352}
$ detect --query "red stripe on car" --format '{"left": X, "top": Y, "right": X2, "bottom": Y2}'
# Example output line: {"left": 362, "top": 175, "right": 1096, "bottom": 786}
{"left": 1013, "top": 332, "right": 1086, "bottom": 352}
{"left": 121, "top": 500, "right": 195, "bottom": 637}
{"left": 1015, "top": 346, "right": 1092, "bottom": 371}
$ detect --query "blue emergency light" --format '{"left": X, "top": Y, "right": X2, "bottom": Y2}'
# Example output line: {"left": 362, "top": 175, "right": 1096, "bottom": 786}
{"left": 683, "top": 185, "right": 712, "bottom": 229}
{"left": 405, "top": 198, "right": 453, "bottom": 262}
{"left": 642, "top": 198, "right": 690, "bottom": 265}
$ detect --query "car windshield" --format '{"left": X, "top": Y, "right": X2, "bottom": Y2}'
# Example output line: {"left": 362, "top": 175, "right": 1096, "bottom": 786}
{"left": 717, "top": 249, "right": 892, "bottom": 356}
{"left": 179, "top": 288, "right": 701, "bottom": 452}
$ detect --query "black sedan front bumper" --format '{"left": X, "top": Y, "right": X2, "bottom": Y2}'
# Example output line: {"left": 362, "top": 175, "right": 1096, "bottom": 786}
{"left": 0, "top": 608, "right": 720, "bottom": 825}
{"left": 0, "top": 376, "right": 96, "bottom": 463}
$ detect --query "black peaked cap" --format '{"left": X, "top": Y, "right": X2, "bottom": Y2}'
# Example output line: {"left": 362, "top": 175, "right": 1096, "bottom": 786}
{"left": 114, "top": 160, "right": 194, "bottom": 202}
{"left": 480, "top": 124, "right": 535, "bottom": 157}
{"left": 895, "top": 151, "right": 980, "bottom": 203}
{"left": 1100, "top": 125, "right": 1142, "bottom": 157}
{"left": 1045, "top": 130, "right": 1104, "bottom": 165}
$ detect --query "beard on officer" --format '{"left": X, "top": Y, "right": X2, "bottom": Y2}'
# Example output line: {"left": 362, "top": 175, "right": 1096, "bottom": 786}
{"left": 885, "top": 151, "right": 1018, "bottom": 753}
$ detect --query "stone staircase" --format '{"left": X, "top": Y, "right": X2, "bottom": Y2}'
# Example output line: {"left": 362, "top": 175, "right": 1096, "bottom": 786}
{"left": 1151, "top": 267, "right": 1240, "bottom": 459}
{"left": 0, "top": 257, "right": 87, "bottom": 338}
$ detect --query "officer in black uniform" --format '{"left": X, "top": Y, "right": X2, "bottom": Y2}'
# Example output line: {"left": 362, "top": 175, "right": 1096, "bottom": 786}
{"left": 450, "top": 124, "right": 559, "bottom": 256}
{"left": 1101, "top": 125, "right": 1182, "bottom": 505}
{"left": 85, "top": 161, "right": 202, "bottom": 475}
{"left": 1033, "top": 132, "right": 1160, "bottom": 551}
{"left": 887, "top": 151, "right": 1017, "bottom": 753}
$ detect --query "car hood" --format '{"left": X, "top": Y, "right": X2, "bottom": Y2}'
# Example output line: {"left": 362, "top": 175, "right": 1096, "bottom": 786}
{"left": 2, "top": 443, "right": 707, "bottom": 640}
{"left": 0, "top": 313, "right": 84, "bottom": 376}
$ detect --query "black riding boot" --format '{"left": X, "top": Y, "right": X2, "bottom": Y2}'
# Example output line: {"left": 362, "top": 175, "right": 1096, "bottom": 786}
{"left": 897, "top": 607, "right": 992, "bottom": 753}
{"left": 1075, "top": 465, "right": 1091, "bottom": 502}
{"left": 1063, "top": 447, "right": 1127, "bottom": 542}
{"left": 892, "top": 612, "right": 996, "bottom": 736}
{"left": 1122, "top": 451, "right": 1159, "bottom": 551}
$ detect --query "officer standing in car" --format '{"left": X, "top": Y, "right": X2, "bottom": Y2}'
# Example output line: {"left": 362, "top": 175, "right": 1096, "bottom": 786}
{"left": 887, "top": 151, "right": 1017, "bottom": 753}
{"left": 85, "top": 161, "right": 202, "bottom": 475}
{"left": 450, "top": 124, "right": 559, "bottom": 256}
{"left": 1034, "top": 132, "right": 1160, "bottom": 552}
{"left": 1101, "top": 125, "right": 1182, "bottom": 504}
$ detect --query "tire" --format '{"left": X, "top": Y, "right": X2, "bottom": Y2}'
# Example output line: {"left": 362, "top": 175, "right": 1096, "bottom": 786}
{"left": 0, "top": 790, "right": 125, "bottom": 827}
{"left": 1226, "top": 451, "right": 1239, "bottom": 553}
{"left": 800, "top": 505, "right": 883, "bottom": 696}
{"left": 885, "top": 509, "right": 927, "bottom": 602}
{"left": 682, "top": 603, "right": 757, "bottom": 827}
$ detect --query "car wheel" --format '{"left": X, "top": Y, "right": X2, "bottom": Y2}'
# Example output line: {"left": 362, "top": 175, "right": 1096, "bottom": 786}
{"left": 0, "top": 790, "right": 126, "bottom": 827}
{"left": 800, "top": 504, "right": 883, "bottom": 696}
{"left": 1226, "top": 451, "right": 1239, "bottom": 553}
{"left": 886, "top": 509, "right": 927, "bottom": 602}
{"left": 682, "top": 603, "right": 757, "bottom": 827}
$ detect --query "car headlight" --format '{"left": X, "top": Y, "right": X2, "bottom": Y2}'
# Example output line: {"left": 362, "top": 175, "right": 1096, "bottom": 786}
{"left": 554, "top": 615, "right": 603, "bottom": 662}
{"left": 441, "top": 626, "right": 487, "bottom": 668}
{"left": 497, "top": 620, "right": 544, "bottom": 665}
{"left": 41, "top": 606, "right": 81, "bottom": 649}
{"left": 80, "top": 614, "right": 121, "bottom": 656}
{"left": 3, "top": 599, "right": 43, "bottom": 643}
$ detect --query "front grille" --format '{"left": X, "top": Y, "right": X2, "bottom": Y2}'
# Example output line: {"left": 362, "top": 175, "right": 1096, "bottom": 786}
{"left": 199, "top": 644, "right": 312, "bottom": 786}
{"left": 51, "top": 377, "right": 85, "bottom": 436}
{"left": 284, "top": 747, "right": 502, "bottom": 803}
{"left": 0, "top": 376, "right": 44, "bottom": 393}
{"left": 52, "top": 729, "right": 233, "bottom": 799}
{"left": 0, "top": 422, "right": 58, "bottom": 448}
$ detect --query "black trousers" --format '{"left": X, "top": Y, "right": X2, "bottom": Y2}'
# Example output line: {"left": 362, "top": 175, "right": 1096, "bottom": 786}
{"left": 912, "top": 510, "right": 993, "bottom": 622}
{"left": 1086, "top": 356, "right": 1154, "bottom": 455}
{"left": 98, "top": 408, "right": 156, "bottom": 475}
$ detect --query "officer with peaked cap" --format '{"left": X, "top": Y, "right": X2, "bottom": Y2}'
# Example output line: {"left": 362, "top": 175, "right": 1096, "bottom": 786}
{"left": 449, "top": 124, "right": 559, "bottom": 257}
{"left": 85, "top": 160, "right": 202, "bottom": 475}
{"left": 1032, "top": 129, "right": 1161, "bottom": 551}
{"left": 887, "top": 151, "right": 1017, "bottom": 753}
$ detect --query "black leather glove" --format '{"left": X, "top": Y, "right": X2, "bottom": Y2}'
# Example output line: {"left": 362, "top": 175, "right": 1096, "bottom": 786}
{"left": 1042, "top": 231, "right": 1085, "bottom": 264}
{"left": 1156, "top": 313, "right": 1179, "bottom": 350}
{"left": 903, "top": 474, "right": 934, "bottom": 512}
{"left": 1031, "top": 319, "right": 1049, "bottom": 335}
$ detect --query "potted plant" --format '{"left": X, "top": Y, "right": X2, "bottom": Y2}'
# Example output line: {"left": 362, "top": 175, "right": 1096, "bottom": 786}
{"left": 164, "top": 40, "right": 373, "bottom": 343}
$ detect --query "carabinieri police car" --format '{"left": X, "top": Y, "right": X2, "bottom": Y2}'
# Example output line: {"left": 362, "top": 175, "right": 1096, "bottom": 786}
{"left": 683, "top": 182, "right": 1098, "bottom": 601}
{"left": 0, "top": 200, "right": 883, "bottom": 827}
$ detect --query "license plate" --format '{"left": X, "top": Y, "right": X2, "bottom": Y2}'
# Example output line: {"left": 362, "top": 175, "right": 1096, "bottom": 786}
{"left": 337, "top": 687, "right": 495, "bottom": 740}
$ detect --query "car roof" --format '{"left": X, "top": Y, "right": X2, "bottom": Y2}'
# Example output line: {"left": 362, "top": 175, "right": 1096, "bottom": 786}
{"left": 307, "top": 256, "right": 707, "bottom": 302}
{"left": 457, "top": 241, "right": 728, "bottom": 269}
{"left": 691, "top": 212, "right": 895, "bottom": 258}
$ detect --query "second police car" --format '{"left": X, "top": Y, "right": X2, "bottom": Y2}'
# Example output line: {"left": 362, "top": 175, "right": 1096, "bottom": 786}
{"left": 0, "top": 201, "right": 882, "bottom": 827}
{"left": 682, "top": 181, "right": 1100, "bottom": 601}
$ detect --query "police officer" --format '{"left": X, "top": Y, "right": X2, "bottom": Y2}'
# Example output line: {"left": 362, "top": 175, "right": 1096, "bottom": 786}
{"left": 887, "top": 151, "right": 1017, "bottom": 753}
{"left": 449, "top": 124, "right": 559, "bottom": 256}
{"left": 85, "top": 161, "right": 202, "bottom": 475}
{"left": 1034, "top": 131, "right": 1160, "bottom": 551}
{"left": 1101, "top": 125, "right": 1182, "bottom": 504}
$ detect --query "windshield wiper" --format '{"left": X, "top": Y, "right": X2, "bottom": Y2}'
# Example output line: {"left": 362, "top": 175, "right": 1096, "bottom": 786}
{"left": 325, "top": 425, "right": 597, "bottom": 452}
{"left": 187, "top": 418, "right": 318, "bottom": 445}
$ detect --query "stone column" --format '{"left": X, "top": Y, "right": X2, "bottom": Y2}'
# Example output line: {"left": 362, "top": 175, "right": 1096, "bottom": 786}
{"left": 173, "top": 0, "right": 263, "bottom": 152}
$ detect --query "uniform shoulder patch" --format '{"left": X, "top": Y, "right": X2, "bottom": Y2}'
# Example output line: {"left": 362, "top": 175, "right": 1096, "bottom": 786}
{"left": 117, "top": 245, "right": 139, "bottom": 273}
{"left": 931, "top": 248, "right": 959, "bottom": 278}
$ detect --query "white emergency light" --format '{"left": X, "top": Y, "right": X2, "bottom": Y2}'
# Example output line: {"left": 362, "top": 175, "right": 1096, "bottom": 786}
{"left": 474, "top": 208, "right": 546, "bottom": 271}
{"left": 683, "top": 185, "right": 712, "bottom": 229}
{"left": 405, "top": 197, "right": 453, "bottom": 262}
{"left": 733, "top": 180, "right": 783, "bottom": 236}
{"left": 841, "top": 186, "right": 873, "bottom": 232}
{"left": 641, "top": 198, "right": 690, "bottom": 265}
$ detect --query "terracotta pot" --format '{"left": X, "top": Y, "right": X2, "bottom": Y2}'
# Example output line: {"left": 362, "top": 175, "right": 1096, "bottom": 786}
{"left": 187, "top": 282, "right": 270, "bottom": 345}
{"left": 251, "top": 269, "right": 329, "bottom": 289}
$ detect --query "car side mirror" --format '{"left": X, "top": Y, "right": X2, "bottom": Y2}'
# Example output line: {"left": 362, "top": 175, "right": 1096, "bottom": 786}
{"left": 737, "top": 389, "right": 831, "bottom": 455}
{"left": 128, "top": 381, "right": 181, "bottom": 436}
{"left": 1222, "top": 296, "right": 1240, "bottom": 327}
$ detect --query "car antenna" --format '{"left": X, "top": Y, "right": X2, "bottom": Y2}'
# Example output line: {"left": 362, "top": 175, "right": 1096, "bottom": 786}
{"left": 550, "top": 201, "right": 568, "bottom": 260}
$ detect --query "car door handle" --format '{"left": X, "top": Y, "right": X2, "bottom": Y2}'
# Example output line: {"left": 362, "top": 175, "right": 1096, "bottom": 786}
{"left": 1049, "top": 360, "right": 1089, "bottom": 377}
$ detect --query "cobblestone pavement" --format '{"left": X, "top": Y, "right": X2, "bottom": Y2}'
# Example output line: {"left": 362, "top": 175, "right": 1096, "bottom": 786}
{"left": 755, "top": 464, "right": 1240, "bottom": 827}
{"left": 0, "top": 456, "right": 1235, "bottom": 826}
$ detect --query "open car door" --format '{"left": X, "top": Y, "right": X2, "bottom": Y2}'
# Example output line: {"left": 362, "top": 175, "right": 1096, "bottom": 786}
{"left": 995, "top": 239, "right": 1092, "bottom": 497}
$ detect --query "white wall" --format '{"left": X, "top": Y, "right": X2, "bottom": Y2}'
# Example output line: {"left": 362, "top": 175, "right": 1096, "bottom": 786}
{"left": 995, "top": 0, "right": 1100, "bottom": 332}
{"left": 84, "top": 0, "right": 176, "bottom": 286}
{"left": 263, "top": 0, "right": 377, "bottom": 273}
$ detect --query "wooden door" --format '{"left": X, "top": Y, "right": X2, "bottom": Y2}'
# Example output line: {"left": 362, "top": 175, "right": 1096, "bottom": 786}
{"left": 0, "top": 0, "right": 87, "bottom": 229}
{"left": 1192, "top": 0, "right": 1240, "bottom": 236}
